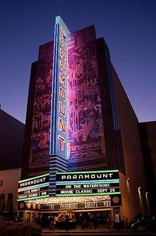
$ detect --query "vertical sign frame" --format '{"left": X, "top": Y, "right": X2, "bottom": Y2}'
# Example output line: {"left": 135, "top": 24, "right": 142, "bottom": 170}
{"left": 50, "top": 16, "right": 70, "bottom": 159}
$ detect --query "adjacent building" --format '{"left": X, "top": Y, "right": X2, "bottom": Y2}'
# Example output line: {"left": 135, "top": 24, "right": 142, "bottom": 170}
{"left": 0, "top": 108, "right": 24, "bottom": 219}
{"left": 139, "top": 121, "right": 156, "bottom": 214}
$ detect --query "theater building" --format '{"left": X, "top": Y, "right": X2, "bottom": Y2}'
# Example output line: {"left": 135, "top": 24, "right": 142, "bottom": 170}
{"left": 17, "top": 16, "right": 149, "bottom": 225}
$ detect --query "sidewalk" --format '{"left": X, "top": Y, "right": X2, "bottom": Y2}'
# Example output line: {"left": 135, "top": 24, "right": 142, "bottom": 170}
{"left": 42, "top": 225, "right": 132, "bottom": 234}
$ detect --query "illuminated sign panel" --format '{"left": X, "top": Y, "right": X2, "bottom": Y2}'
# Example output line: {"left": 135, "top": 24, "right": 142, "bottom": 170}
{"left": 50, "top": 16, "right": 70, "bottom": 159}
{"left": 56, "top": 170, "right": 120, "bottom": 196}
{"left": 17, "top": 173, "right": 49, "bottom": 201}
{"left": 48, "top": 200, "right": 111, "bottom": 210}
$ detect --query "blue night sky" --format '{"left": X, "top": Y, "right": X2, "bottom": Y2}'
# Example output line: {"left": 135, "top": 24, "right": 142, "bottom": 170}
{"left": 0, "top": 0, "right": 156, "bottom": 124}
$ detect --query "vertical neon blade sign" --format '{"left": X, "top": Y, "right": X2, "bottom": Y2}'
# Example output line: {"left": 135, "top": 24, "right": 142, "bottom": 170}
{"left": 50, "top": 16, "right": 70, "bottom": 159}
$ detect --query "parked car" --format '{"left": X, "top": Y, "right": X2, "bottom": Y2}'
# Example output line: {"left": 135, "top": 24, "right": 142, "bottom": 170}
{"left": 130, "top": 214, "right": 156, "bottom": 232}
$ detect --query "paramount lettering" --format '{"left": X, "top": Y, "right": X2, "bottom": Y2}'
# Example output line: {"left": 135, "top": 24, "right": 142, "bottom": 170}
{"left": 58, "top": 118, "right": 66, "bottom": 133}
{"left": 61, "top": 173, "right": 114, "bottom": 180}
{"left": 59, "top": 87, "right": 66, "bottom": 100}
{"left": 19, "top": 177, "right": 46, "bottom": 187}
{"left": 58, "top": 25, "right": 68, "bottom": 152}
{"left": 58, "top": 135, "right": 66, "bottom": 151}
{"left": 59, "top": 102, "right": 66, "bottom": 116}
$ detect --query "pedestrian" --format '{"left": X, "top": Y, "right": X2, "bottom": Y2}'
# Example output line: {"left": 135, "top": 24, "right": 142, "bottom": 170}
{"left": 65, "top": 214, "right": 69, "bottom": 231}
{"left": 107, "top": 212, "right": 114, "bottom": 231}
{"left": 54, "top": 215, "right": 58, "bottom": 231}
{"left": 80, "top": 213, "right": 86, "bottom": 230}
{"left": 114, "top": 211, "right": 120, "bottom": 230}
{"left": 49, "top": 216, "right": 55, "bottom": 231}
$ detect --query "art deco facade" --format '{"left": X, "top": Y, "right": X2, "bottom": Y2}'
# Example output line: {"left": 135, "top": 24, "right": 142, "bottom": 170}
{"left": 18, "top": 16, "right": 149, "bottom": 224}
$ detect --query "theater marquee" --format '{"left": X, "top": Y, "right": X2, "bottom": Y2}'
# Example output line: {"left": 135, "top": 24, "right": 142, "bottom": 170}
{"left": 56, "top": 170, "right": 120, "bottom": 196}
{"left": 17, "top": 173, "right": 49, "bottom": 201}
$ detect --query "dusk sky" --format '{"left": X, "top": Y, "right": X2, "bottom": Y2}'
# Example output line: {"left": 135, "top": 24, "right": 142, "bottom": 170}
{"left": 0, "top": 0, "right": 156, "bottom": 124}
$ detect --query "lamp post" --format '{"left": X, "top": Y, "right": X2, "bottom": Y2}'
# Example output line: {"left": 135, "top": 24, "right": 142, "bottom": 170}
{"left": 138, "top": 187, "right": 143, "bottom": 213}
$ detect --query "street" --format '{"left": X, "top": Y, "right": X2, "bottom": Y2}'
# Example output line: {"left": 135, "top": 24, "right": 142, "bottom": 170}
{"left": 42, "top": 228, "right": 156, "bottom": 236}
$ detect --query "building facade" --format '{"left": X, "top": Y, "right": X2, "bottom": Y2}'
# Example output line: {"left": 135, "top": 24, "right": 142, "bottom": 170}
{"left": 139, "top": 121, "right": 156, "bottom": 214}
{"left": 0, "top": 109, "right": 24, "bottom": 219}
{"left": 18, "top": 16, "right": 149, "bottom": 226}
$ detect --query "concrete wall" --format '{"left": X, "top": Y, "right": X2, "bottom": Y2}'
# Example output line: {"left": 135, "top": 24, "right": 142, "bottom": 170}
{"left": 139, "top": 121, "right": 156, "bottom": 213}
{"left": 0, "top": 168, "right": 21, "bottom": 213}
{"left": 113, "top": 67, "right": 148, "bottom": 222}
{"left": 0, "top": 109, "right": 24, "bottom": 170}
